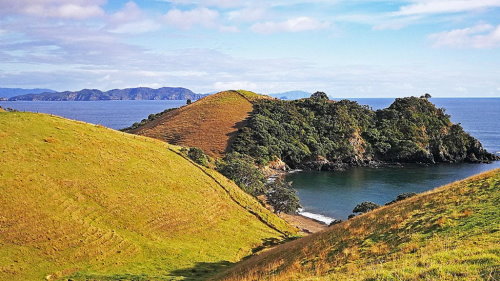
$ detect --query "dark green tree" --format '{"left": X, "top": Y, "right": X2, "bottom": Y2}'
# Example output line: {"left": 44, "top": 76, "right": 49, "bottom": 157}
{"left": 216, "top": 152, "right": 266, "bottom": 195}
{"left": 266, "top": 179, "right": 301, "bottom": 214}
{"left": 187, "top": 147, "right": 208, "bottom": 166}
{"left": 186, "top": 99, "right": 192, "bottom": 105}
{"left": 310, "top": 91, "right": 329, "bottom": 100}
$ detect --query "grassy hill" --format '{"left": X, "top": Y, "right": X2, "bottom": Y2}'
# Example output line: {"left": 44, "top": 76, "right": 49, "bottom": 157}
{"left": 126, "top": 90, "right": 269, "bottom": 158}
{"left": 0, "top": 111, "right": 295, "bottom": 281}
{"left": 217, "top": 169, "right": 500, "bottom": 281}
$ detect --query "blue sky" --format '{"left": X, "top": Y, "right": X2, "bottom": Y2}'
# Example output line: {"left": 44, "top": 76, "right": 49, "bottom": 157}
{"left": 1, "top": 0, "right": 499, "bottom": 97}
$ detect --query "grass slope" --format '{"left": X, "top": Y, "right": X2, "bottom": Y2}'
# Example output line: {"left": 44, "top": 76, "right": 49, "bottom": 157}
{"left": 218, "top": 169, "right": 500, "bottom": 281}
{"left": 126, "top": 90, "right": 268, "bottom": 157}
{"left": 0, "top": 111, "right": 295, "bottom": 281}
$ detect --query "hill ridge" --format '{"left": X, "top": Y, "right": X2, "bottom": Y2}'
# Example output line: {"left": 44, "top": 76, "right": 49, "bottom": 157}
{"left": 0, "top": 111, "right": 295, "bottom": 281}
{"left": 126, "top": 90, "right": 268, "bottom": 157}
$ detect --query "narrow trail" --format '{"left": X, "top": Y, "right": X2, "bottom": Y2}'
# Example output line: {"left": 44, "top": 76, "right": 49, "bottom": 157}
{"left": 231, "top": 90, "right": 252, "bottom": 103}
{"left": 167, "top": 147, "right": 290, "bottom": 237}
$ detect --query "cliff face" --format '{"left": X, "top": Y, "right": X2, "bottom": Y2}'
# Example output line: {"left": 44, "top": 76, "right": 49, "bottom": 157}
{"left": 8, "top": 87, "right": 205, "bottom": 101}
{"left": 230, "top": 96, "right": 497, "bottom": 170}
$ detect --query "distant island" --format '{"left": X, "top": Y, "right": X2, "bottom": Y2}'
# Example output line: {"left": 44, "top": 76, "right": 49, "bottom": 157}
{"left": 269, "top": 90, "right": 311, "bottom": 100}
{"left": 0, "top": 88, "right": 56, "bottom": 99}
{"left": 7, "top": 87, "right": 206, "bottom": 101}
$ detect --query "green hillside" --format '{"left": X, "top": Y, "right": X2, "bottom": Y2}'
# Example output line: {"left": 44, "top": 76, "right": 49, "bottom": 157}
{"left": 218, "top": 169, "right": 500, "bottom": 281}
{"left": 0, "top": 111, "right": 295, "bottom": 281}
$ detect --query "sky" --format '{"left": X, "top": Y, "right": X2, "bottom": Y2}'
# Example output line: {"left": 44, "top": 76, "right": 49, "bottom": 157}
{"left": 0, "top": 0, "right": 499, "bottom": 97}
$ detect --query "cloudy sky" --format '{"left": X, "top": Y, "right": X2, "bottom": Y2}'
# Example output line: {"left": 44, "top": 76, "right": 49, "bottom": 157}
{"left": 1, "top": 0, "right": 499, "bottom": 97}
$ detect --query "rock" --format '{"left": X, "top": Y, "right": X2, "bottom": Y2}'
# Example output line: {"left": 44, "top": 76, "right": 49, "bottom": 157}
{"left": 267, "top": 158, "right": 288, "bottom": 171}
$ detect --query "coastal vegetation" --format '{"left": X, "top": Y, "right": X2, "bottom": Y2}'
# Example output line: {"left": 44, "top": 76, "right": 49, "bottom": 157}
{"left": 216, "top": 152, "right": 301, "bottom": 214}
{"left": 217, "top": 169, "right": 500, "bottom": 281}
{"left": 231, "top": 93, "right": 497, "bottom": 169}
{"left": 0, "top": 111, "right": 296, "bottom": 281}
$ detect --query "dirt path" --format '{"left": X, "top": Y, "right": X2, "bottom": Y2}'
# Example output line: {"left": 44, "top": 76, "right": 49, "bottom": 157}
{"left": 279, "top": 213, "right": 327, "bottom": 234}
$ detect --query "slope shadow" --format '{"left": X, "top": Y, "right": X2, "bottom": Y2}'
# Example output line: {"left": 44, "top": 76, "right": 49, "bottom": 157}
{"left": 168, "top": 260, "right": 234, "bottom": 281}
{"left": 168, "top": 238, "right": 289, "bottom": 280}
{"left": 224, "top": 117, "right": 251, "bottom": 154}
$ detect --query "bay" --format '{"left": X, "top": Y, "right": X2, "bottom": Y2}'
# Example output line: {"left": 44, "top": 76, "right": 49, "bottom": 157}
{"left": 290, "top": 98, "right": 500, "bottom": 222}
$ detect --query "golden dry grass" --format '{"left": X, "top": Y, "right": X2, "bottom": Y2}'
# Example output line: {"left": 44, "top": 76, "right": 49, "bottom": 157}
{"left": 127, "top": 90, "right": 268, "bottom": 158}
{"left": 217, "top": 169, "right": 500, "bottom": 281}
{"left": 0, "top": 111, "right": 296, "bottom": 281}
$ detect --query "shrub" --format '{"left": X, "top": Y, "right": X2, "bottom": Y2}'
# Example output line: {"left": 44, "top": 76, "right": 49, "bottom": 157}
{"left": 386, "top": 192, "right": 417, "bottom": 205}
{"left": 353, "top": 201, "right": 380, "bottom": 214}
{"left": 216, "top": 152, "right": 266, "bottom": 195}
{"left": 187, "top": 147, "right": 208, "bottom": 166}
{"left": 265, "top": 179, "right": 301, "bottom": 214}
{"left": 310, "top": 91, "right": 329, "bottom": 100}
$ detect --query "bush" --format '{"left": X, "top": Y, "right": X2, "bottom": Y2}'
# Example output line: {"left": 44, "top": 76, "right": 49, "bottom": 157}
{"left": 386, "top": 192, "right": 417, "bottom": 205}
{"left": 216, "top": 152, "right": 266, "bottom": 195}
{"left": 187, "top": 147, "right": 208, "bottom": 166}
{"left": 353, "top": 201, "right": 380, "bottom": 214}
{"left": 310, "top": 91, "right": 329, "bottom": 100}
{"left": 265, "top": 179, "right": 301, "bottom": 214}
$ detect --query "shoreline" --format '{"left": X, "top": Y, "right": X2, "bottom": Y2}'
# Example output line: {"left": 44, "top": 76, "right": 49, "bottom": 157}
{"left": 265, "top": 168, "right": 333, "bottom": 234}
{"left": 279, "top": 212, "right": 327, "bottom": 234}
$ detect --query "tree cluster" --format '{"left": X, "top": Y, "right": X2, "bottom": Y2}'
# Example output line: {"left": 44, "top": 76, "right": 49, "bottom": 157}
{"left": 216, "top": 152, "right": 301, "bottom": 214}
{"left": 231, "top": 94, "right": 496, "bottom": 168}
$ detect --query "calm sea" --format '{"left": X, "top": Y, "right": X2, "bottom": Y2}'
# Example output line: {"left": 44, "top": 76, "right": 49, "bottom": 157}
{"left": 291, "top": 98, "right": 500, "bottom": 222}
{"left": 0, "top": 100, "right": 187, "bottom": 130}
{"left": 1, "top": 98, "right": 498, "bottom": 222}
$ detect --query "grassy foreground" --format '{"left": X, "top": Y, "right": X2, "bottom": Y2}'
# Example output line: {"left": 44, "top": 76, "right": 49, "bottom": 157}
{"left": 218, "top": 169, "right": 500, "bottom": 281}
{"left": 126, "top": 90, "right": 268, "bottom": 158}
{"left": 0, "top": 111, "right": 295, "bottom": 281}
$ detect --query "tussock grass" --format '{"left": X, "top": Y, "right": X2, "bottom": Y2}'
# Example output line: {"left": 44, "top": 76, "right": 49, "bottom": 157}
{"left": 217, "top": 169, "right": 500, "bottom": 281}
{"left": 127, "top": 90, "right": 268, "bottom": 158}
{"left": 0, "top": 111, "right": 295, "bottom": 281}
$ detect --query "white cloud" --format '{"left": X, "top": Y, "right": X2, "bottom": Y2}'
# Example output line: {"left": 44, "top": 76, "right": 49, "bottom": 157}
{"left": 251, "top": 17, "right": 330, "bottom": 34}
{"left": 109, "top": 20, "right": 161, "bottom": 34}
{"left": 163, "top": 7, "right": 238, "bottom": 31}
{"left": 429, "top": 24, "right": 500, "bottom": 48}
{"left": 110, "top": 1, "right": 143, "bottom": 22}
{"left": 396, "top": 0, "right": 500, "bottom": 16}
{"left": 164, "top": 7, "right": 219, "bottom": 29}
{"left": 0, "top": 0, "right": 105, "bottom": 19}
{"left": 228, "top": 7, "right": 267, "bottom": 22}
{"left": 214, "top": 81, "right": 258, "bottom": 91}
{"left": 108, "top": 2, "right": 160, "bottom": 34}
